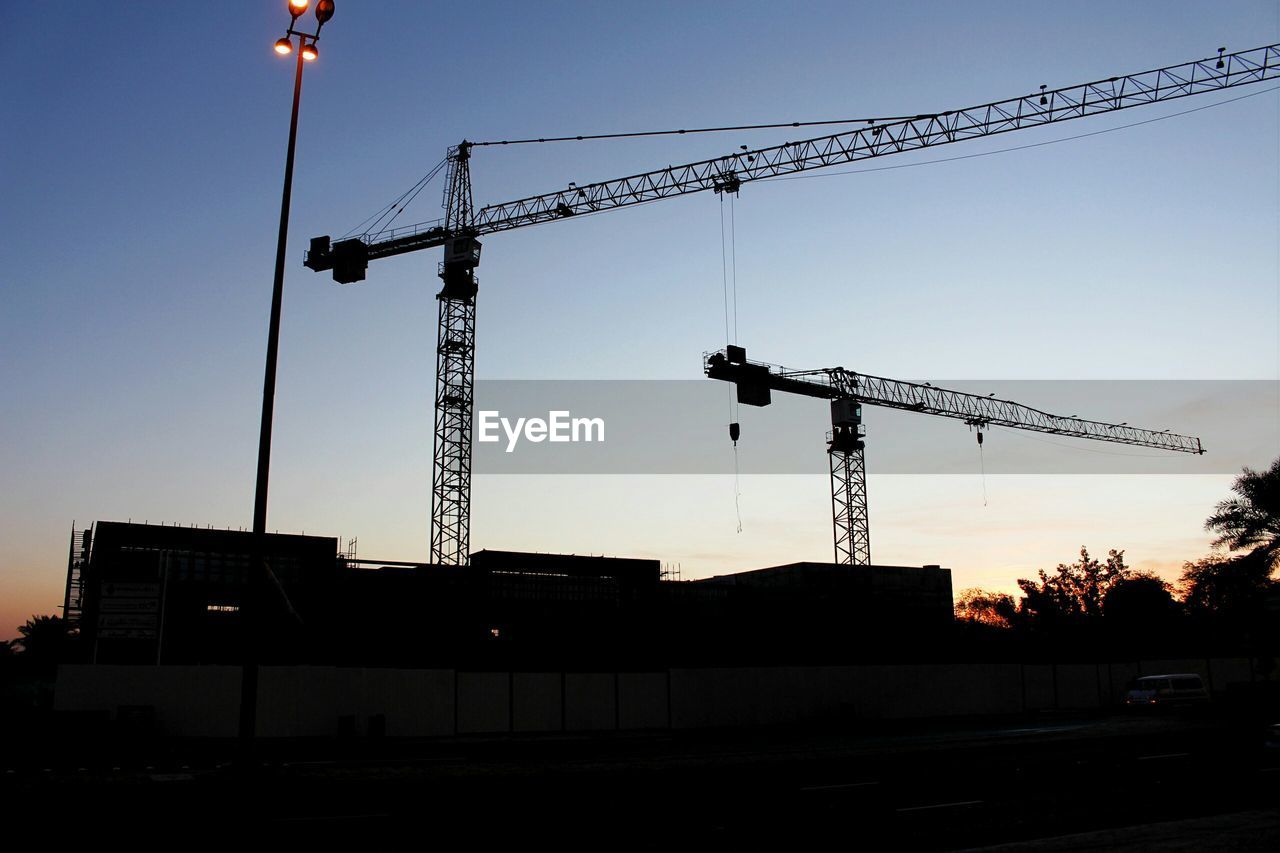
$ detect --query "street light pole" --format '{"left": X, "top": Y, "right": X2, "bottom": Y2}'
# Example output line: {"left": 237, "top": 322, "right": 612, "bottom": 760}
{"left": 240, "top": 0, "right": 334, "bottom": 760}
{"left": 254, "top": 36, "right": 306, "bottom": 541}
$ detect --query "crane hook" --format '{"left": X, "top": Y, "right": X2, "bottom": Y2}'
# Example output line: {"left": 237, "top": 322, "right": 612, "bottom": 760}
{"left": 729, "top": 422, "right": 741, "bottom": 446}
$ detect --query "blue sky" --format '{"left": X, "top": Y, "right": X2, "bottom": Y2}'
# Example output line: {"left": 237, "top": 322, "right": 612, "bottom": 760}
{"left": 2, "top": 1, "right": 1278, "bottom": 637}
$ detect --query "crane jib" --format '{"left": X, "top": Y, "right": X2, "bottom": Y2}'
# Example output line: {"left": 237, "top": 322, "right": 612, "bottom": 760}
{"left": 304, "top": 43, "right": 1279, "bottom": 276}
{"left": 703, "top": 348, "right": 1205, "bottom": 456}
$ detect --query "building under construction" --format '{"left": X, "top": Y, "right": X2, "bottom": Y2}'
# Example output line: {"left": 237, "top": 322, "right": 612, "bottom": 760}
{"left": 65, "top": 521, "right": 953, "bottom": 670}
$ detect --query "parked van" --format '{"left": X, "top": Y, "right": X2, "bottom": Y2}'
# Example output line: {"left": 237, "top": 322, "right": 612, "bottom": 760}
{"left": 1123, "top": 673, "right": 1210, "bottom": 708}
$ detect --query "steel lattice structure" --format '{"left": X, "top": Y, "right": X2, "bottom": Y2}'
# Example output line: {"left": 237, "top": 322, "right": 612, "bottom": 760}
{"left": 305, "top": 44, "right": 1262, "bottom": 566}
{"left": 704, "top": 348, "right": 1203, "bottom": 565}
{"left": 791, "top": 368, "right": 1204, "bottom": 454}
{"left": 429, "top": 147, "right": 480, "bottom": 565}
{"left": 828, "top": 427, "right": 870, "bottom": 566}
{"left": 431, "top": 293, "right": 475, "bottom": 564}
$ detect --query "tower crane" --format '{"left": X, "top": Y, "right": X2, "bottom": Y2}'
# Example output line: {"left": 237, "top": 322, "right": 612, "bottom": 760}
{"left": 704, "top": 346, "right": 1205, "bottom": 565}
{"left": 303, "top": 44, "right": 1276, "bottom": 566}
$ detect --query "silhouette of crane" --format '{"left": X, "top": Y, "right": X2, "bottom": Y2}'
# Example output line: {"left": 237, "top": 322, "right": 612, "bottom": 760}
{"left": 704, "top": 346, "right": 1204, "bottom": 565}
{"left": 304, "top": 44, "right": 1275, "bottom": 566}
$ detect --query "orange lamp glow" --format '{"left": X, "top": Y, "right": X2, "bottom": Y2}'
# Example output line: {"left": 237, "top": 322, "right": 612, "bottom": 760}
{"left": 288, "top": 0, "right": 309, "bottom": 17}
{"left": 274, "top": 37, "right": 293, "bottom": 55}
{"left": 301, "top": 42, "right": 318, "bottom": 62}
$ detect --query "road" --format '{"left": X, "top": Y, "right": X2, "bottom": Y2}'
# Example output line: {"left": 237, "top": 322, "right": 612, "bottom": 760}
{"left": 6, "top": 712, "right": 1278, "bottom": 847}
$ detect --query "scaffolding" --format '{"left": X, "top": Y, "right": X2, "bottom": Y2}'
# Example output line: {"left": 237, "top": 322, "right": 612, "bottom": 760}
{"left": 63, "top": 523, "right": 93, "bottom": 627}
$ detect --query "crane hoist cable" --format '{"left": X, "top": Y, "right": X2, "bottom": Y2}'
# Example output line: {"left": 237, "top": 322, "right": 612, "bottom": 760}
{"left": 731, "top": 426, "right": 744, "bottom": 535}
{"left": 977, "top": 427, "right": 988, "bottom": 507}
{"left": 719, "top": 191, "right": 742, "bottom": 445}
{"left": 720, "top": 192, "right": 745, "bottom": 532}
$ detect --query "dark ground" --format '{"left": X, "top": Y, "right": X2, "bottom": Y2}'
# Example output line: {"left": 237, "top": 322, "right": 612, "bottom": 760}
{"left": 5, "top": 709, "right": 1280, "bottom": 847}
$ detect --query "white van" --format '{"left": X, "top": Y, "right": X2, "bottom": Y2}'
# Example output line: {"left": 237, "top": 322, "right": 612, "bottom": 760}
{"left": 1123, "top": 673, "right": 1210, "bottom": 707}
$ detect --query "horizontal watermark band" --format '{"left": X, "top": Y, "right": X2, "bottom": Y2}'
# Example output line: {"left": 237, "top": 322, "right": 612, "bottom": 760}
{"left": 469, "top": 380, "right": 1276, "bottom": 475}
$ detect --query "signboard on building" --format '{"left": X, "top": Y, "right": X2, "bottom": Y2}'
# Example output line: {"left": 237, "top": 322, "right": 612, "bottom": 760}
{"left": 97, "top": 580, "right": 161, "bottom": 639}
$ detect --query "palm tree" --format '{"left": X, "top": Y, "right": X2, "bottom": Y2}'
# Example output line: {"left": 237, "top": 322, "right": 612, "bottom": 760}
{"left": 14, "top": 615, "right": 69, "bottom": 667}
{"left": 1205, "top": 456, "right": 1280, "bottom": 572}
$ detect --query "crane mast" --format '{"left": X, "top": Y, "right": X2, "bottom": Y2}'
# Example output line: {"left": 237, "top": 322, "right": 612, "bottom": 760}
{"left": 303, "top": 44, "right": 1271, "bottom": 566}
{"left": 704, "top": 347, "right": 1204, "bottom": 565}
{"left": 432, "top": 144, "right": 480, "bottom": 565}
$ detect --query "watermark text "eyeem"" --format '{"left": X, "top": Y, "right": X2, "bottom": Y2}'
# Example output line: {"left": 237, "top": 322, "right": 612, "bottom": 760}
{"left": 477, "top": 410, "right": 605, "bottom": 453}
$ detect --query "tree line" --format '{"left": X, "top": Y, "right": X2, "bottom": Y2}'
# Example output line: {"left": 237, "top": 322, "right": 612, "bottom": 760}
{"left": 955, "top": 458, "right": 1280, "bottom": 659}
{"left": 6, "top": 459, "right": 1278, "bottom": 669}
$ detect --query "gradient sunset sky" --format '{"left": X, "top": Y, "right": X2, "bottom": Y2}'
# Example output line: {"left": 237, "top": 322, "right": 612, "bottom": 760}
{"left": 2, "top": 1, "right": 1279, "bottom": 639}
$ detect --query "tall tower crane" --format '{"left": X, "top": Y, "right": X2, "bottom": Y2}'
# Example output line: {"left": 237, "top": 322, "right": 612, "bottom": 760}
{"left": 304, "top": 44, "right": 1276, "bottom": 566}
{"left": 704, "top": 346, "right": 1205, "bottom": 565}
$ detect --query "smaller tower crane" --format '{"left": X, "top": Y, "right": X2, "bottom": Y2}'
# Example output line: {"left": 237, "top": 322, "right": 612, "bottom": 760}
{"left": 704, "top": 346, "right": 1205, "bottom": 566}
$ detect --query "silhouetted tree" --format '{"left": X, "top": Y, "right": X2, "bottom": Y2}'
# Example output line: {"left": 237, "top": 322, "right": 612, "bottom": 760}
{"left": 14, "top": 615, "right": 70, "bottom": 670}
{"left": 1103, "top": 573, "right": 1177, "bottom": 621}
{"left": 1175, "top": 459, "right": 1280, "bottom": 654}
{"left": 1102, "top": 572, "right": 1179, "bottom": 653}
{"left": 1017, "top": 547, "right": 1128, "bottom": 624}
{"left": 1205, "top": 457, "right": 1280, "bottom": 572}
{"left": 954, "top": 588, "right": 1017, "bottom": 628}
{"left": 1180, "top": 551, "right": 1275, "bottom": 617}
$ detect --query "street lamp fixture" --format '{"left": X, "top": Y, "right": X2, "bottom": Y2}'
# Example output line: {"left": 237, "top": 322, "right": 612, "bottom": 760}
{"left": 273, "top": 0, "right": 334, "bottom": 58}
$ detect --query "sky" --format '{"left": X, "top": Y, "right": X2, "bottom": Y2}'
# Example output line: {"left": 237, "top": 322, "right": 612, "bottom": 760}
{"left": 2, "top": 1, "right": 1279, "bottom": 640}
